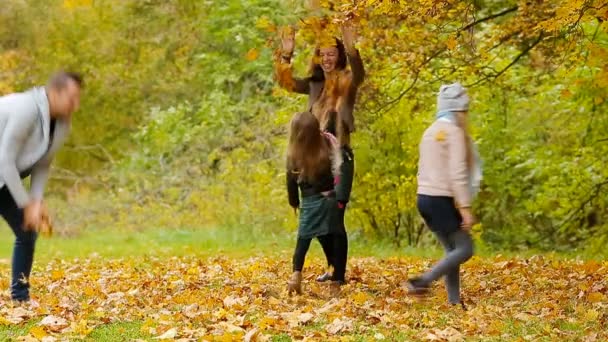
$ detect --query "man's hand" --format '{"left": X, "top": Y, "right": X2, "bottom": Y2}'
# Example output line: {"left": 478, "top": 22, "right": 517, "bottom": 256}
{"left": 23, "top": 199, "right": 42, "bottom": 231}
{"left": 459, "top": 207, "right": 476, "bottom": 232}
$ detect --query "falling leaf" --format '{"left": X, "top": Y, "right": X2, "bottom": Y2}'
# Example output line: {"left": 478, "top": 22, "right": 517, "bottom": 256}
{"left": 245, "top": 48, "right": 259, "bottom": 61}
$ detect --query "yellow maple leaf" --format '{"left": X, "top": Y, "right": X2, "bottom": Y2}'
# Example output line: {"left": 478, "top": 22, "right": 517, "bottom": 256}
{"left": 29, "top": 326, "right": 47, "bottom": 339}
{"left": 352, "top": 292, "right": 368, "bottom": 305}
{"left": 245, "top": 48, "right": 259, "bottom": 61}
{"left": 255, "top": 17, "right": 276, "bottom": 33}
{"left": 587, "top": 292, "right": 606, "bottom": 303}
{"left": 584, "top": 309, "right": 600, "bottom": 321}
{"left": 446, "top": 35, "right": 457, "bottom": 50}
{"left": 51, "top": 270, "right": 64, "bottom": 281}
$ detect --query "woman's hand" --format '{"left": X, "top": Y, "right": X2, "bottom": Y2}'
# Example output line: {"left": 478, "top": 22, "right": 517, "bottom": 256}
{"left": 341, "top": 23, "right": 357, "bottom": 54}
{"left": 280, "top": 26, "right": 296, "bottom": 56}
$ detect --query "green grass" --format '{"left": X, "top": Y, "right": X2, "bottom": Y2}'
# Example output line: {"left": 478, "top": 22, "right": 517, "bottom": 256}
{"left": 0, "top": 225, "right": 451, "bottom": 263}
{"left": 0, "top": 319, "right": 40, "bottom": 341}
{"left": 0, "top": 321, "right": 144, "bottom": 342}
{"left": 86, "top": 321, "right": 143, "bottom": 341}
{"left": 1, "top": 224, "right": 603, "bottom": 264}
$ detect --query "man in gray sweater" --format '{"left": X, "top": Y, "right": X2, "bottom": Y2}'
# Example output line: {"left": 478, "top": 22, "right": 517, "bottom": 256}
{"left": 0, "top": 71, "right": 82, "bottom": 302}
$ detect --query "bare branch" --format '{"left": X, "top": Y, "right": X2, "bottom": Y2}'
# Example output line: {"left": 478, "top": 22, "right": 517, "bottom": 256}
{"left": 596, "top": 137, "right": 608, "bottom": 144}
{"left": 558, "top": 179, "right": 608, "bottom": 231}
{"left": 64, "top": 144, "right": 115, "bottom": 164}
{"left": 493, "top": 33, "right": 544, "bottom": 78}
{"left": 466, "top": 32, "right": 544, "bottom": 87}
{"left": 372, "top": 48, "right": 446, "bottom": 113}
{"left": 461, "top": 6, "right": 519, "bottom": 32}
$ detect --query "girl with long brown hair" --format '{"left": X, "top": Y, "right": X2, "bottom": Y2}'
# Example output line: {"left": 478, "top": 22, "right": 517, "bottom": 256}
{"left": 286, "top": 111, "right": 345, "bottom": 297}
{"left": 276, "top": 23, "right": 364, "bottom": 283}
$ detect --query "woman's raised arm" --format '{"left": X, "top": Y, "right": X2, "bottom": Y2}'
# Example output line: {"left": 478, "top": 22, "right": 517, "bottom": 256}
{"left": 274, "top": 27, "right": 310, "bottom": 94}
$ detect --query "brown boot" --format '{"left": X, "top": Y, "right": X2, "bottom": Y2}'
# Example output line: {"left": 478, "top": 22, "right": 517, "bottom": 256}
{"left": 329, "top": 281, "right": 341, "bottom": 298}
{"left": 287, "top": 271, "right": 302, "bottom": 295}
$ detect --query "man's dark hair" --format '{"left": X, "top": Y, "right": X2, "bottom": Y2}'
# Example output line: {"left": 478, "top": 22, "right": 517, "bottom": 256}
{"left": 47, "top": 71, "right": 84, "bottom": 90}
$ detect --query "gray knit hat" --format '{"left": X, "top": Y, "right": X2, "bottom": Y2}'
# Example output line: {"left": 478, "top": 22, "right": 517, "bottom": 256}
{"left": 437, "top": 83, "right": 469, "bottom": 112}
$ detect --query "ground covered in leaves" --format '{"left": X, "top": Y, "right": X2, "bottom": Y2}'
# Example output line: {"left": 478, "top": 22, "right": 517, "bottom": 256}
{"left": 1, "top": 255, "right": 607, "bottom": 341}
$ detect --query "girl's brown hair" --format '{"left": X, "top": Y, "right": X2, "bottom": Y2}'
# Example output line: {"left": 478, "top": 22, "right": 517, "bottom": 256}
{"left": 286, "top": 112, "right": 332, "bottom": 182}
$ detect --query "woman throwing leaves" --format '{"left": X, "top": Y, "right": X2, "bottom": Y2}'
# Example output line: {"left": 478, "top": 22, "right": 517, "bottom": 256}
{"left": 275, "top": 23, "right": 365, "bottom": 285}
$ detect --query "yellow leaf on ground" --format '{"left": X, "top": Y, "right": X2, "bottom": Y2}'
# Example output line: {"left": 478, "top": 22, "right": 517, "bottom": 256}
{"left": 587, "top": 292, "right": 606, "bottom": 303}
{"left": 29, "top": 326, "right": 47, "bottom": 339}
{"left": 50, "top": 270, "right": 64, "bottom": 281}
{"left": 352, "top": 291, "right": 368, "bottom": 305}
{"left": 584, "top": 309, "right": 599, "bottom": 321}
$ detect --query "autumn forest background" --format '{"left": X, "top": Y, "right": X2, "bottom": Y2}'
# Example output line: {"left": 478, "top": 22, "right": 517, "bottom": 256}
{"left": 1, "top": 0, "right": 607, "bottom": 341}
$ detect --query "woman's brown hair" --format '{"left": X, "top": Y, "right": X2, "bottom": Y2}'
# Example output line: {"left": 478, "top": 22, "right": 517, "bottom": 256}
{"left": 308, "top": 38, "right": 348, "bottom": 82}
{"left": 286, "top": 112, "right": 332, "bottom": 182}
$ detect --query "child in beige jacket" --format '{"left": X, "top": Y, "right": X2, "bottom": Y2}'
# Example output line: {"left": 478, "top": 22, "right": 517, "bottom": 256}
{"left": 407, "top": 83, "right": 481, "bottom": 308}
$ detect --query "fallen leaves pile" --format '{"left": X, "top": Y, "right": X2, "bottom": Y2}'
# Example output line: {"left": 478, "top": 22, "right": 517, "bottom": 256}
{"left": 1, "top": 255, "right": 607, "bottom": 341}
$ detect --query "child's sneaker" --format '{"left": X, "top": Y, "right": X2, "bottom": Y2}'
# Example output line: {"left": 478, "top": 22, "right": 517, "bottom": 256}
{"left": 316, "top": 272, "right": 332, "bottom": 282}
{"left": 406, "top": 277, "right": 430, "bottom": 296}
